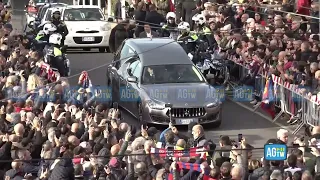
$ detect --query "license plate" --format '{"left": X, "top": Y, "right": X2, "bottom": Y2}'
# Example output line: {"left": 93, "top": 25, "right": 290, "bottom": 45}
{"left": 82, "top": 37, "right": 95, "bottom": 41}
{"left": 176, "top": 119, "right": 198, "bottom": 125}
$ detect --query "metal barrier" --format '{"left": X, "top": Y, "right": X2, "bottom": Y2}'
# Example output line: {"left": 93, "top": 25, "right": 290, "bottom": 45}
{"left": 226, "top": 58, "right": 320, "bottom": 134}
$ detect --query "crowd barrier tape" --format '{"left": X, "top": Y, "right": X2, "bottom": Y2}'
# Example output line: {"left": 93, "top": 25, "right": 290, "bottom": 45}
{"left": 226, "top": 55, "right": 320, "bottom": 134}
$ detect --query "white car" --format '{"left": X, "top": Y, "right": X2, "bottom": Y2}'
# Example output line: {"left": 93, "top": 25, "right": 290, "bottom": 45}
{"left": 62, "top": 5, "right": 112, "bottom": 52}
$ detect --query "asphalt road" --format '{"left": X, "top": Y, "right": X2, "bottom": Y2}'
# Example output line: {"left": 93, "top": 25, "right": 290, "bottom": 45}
{"left": 10, "top": 0, "right": 292, "bottom": 157}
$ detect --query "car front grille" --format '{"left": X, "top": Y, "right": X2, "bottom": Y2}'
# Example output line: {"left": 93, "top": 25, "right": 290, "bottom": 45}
{"left": 73, "top": 37, "right": 102, "bottom": 44}
{"left": 76, "top": 30, "right": 99, "bottom": 33}
{"left": 167, "top": 107, "right": 206, "bottom": 118}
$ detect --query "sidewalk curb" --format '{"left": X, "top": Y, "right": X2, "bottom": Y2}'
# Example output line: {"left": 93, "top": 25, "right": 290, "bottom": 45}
{"left": 226, "top": 96, "right": 295, "bottom": 133}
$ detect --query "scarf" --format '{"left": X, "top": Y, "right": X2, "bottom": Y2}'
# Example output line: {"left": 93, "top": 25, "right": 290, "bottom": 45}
{"left": 78, "top": 71, "right": 92, "bottom": 89}
{"left": 40, "top": 63, "right": 59, "bottom": 82}
{"left": 150, "top": 146, "right": 207, "bottom": 159}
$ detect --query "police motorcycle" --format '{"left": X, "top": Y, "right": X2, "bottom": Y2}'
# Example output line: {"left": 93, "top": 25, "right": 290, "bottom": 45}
{"left": 186, "top": 40, "right": 229, "bottom": 85}
{"left": 43, "top": 33, "right": 71, "bottom": 77}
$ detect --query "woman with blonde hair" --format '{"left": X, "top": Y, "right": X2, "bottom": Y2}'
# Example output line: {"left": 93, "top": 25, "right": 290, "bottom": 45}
{"left": 27, "top": 74, "right": 44, "bottom": 92}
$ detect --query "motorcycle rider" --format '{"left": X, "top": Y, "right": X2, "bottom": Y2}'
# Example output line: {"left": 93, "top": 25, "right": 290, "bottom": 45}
{"left": 159, "top": 12, "right": 179, "bottom": 40}
{"left": 35, "top": 23, "right": 56, "bottom": 51}
{"left": 45, "top": 33, "right": 67, "bottom": 76}
{"left": 192, "top": 13, "right": 215, "bottom": 49}
{"left": 50, "top": 8, "right": 69, "bottom": 46}
{"left": 177, "top": 21, "right": 198, "bottom": 53}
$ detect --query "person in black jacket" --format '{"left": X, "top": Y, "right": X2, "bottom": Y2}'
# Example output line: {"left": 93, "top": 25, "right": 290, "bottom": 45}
{"left": 109, "top": 20, "right": 130, "bottom": 53}
{"left": 134, "top": 2, "right": 147, "bottom": 37}
{"left": 182, "top": 0, "right": 196, "bottom": 23}
{"left": 145, "top": 4, "right": 166, "bottom": 31}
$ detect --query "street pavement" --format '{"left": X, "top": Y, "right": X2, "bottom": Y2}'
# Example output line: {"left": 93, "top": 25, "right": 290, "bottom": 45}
{"left": 10, "top": 0, "right": 294, "bottom": 157}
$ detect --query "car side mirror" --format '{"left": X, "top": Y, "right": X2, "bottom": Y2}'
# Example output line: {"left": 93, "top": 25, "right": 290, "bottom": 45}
{"left": 107, "top": 17, "right": 114, "bottom": 22}
{"left": 127, "top": 76, "right": 137, "bottom": 83}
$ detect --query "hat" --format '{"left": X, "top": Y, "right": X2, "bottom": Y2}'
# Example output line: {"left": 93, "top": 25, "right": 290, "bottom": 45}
{"left": 109, "top": 157, "right": 120, "bottom": 168}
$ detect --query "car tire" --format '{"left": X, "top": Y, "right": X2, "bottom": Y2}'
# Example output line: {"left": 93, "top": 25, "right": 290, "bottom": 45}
{"left": 99, "top": 47, "right": 105, "bottom": 53}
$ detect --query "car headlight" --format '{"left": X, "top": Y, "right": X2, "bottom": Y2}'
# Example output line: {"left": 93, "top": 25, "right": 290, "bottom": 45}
{"left": 147, "top": 100, "right": 165, "bottom": 110}
{"left": 206, "top": 102, "right": 219, "bottom": 108}
{"left": 100, "top": 24, "right": 111, "bottom": 31}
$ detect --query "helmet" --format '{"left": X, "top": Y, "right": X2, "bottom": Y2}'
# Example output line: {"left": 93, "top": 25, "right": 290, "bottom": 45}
{"left": 43, "top": 23, "right": 57, "bottom": 35}
{"left": 49, "top": 33, "right": 63, "bottom": 45}
{"left": 192, "top": 13, "right": 199, "bottom": 21}
{"left": 178, "top": 22, "right": 190, "bottom": 32}
{"left": 166, "top": 12, "right": 176, "bottom": 20}
{"left": 197, "top": 14, "right": 206, "bottom": 25}
{"left": 51, "top": 7, "right": 62, "bottom": 17}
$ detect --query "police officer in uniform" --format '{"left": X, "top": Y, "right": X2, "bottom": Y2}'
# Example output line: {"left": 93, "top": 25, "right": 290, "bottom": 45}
{"left": 177, "top": 21, "right": 198, "bottom": 53}
{"left": 159, "top": 12, "right": 179, "bottom": 40}
{"left": 50, "top": 8, "right": 69, "bottom": 46}
{"left": 45, "top": 33, "right": 66, "bottom": 76}
{"left": 35, "top": 23, "right": 57, "bottom": 51}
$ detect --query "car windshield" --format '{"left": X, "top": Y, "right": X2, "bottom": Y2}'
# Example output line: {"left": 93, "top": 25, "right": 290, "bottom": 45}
{"left": 141, "top": 64, "right": 205, "bottom": 84}
{"left": 63, "top": 8, "right": 103, "bottom": 21}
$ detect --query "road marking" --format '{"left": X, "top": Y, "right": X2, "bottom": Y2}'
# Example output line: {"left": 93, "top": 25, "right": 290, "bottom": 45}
{"left": 227, "top": 97, "right": 295, "bottom": 133}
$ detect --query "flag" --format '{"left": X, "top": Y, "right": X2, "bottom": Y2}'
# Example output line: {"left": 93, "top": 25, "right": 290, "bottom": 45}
{"left": 262, "top": 77, "right": 275, "bottom": 103}
{"left": 79, "top": 71, "right": 92, "bottom": 89}
{"left": 261, "top": 76, "right": 276, "bottom": 118}
{"left": 176, "top": 162, "right": 201, "bottom": 172}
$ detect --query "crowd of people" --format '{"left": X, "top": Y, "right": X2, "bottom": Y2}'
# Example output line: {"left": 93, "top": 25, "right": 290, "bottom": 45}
{"left": 0, "top": 0, "right": 319, "bottom": 179}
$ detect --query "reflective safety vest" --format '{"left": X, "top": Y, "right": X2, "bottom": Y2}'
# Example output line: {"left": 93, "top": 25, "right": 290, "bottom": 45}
{"left": 35, "top": 34, "right": 44, "bottom": 41}
{"left": 53, "top": 47, "right": 62, "bottom": 57}
{"left": 177, "top": 33, "right": 198, "bottom": 41}
{"left": 202, "top": 27, "right": 212, "bottom": 35}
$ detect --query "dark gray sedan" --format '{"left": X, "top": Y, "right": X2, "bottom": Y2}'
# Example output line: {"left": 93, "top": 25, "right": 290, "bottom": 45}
{"left": 107, "top": 38, "right": 223, "bottom": 127}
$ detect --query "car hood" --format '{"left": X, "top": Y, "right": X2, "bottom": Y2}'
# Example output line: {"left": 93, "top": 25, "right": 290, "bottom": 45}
{"left": 65, "top": 21, "right": 107, "bottom": 31}
{"left": 140, "top": 83, "right": 222, "bottom": 107}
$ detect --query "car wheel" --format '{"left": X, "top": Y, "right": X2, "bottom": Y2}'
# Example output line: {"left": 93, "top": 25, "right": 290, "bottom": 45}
{"left": 99, "top": 47, "right": 105, "bottom": 53}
